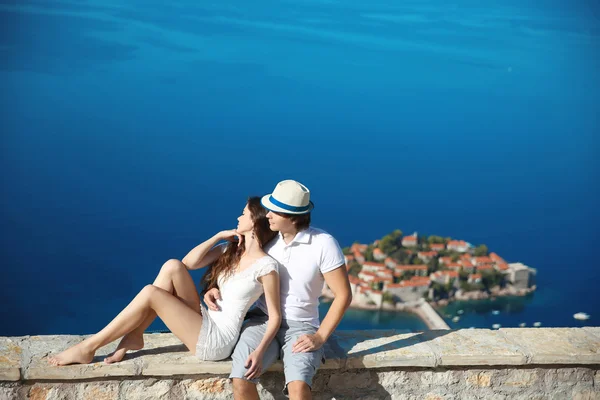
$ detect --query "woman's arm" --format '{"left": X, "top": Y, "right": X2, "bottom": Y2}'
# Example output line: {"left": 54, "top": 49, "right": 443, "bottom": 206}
{"left": 244, "top": 271, "right": 281, "bottom": 379}
{"left": 181, "top": 230, "right": 241, "bottom": 270}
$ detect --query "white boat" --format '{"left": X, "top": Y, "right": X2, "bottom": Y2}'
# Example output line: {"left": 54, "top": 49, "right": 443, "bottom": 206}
{"left": 533, "top": 322, "right": 542, "bottom": 327}
{"left": 492, "top": 323, "right": 501, "bottom": 329}
{"left": 457, "top": 309, "right": 464, "bottom": 315}
{"left": 573, "top": 312, "right": 590, "bottom": 321}
{"left": 452, "top": 316, "right": 460, "bottom": 322}
{"left": 492, "top": 310, "right": 500, "bottom": 315}
{"left": 519, "top": 322, "right": 526, "bottom": 327}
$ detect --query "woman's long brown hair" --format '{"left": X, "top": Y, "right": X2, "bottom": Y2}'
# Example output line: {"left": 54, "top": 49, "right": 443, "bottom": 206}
{"left": 200, "top": 197, "right": 276, "bottom": 295}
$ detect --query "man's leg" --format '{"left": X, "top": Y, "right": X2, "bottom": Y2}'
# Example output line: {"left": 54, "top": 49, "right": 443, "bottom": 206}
{"left": 280, "top": 321, "right": 324, "bottom": 400}
{"left": 230, "top": 315, "right": 280, "bottom": 400}
{"left": 287, "top": 381, "right": 312, "bottom": 400}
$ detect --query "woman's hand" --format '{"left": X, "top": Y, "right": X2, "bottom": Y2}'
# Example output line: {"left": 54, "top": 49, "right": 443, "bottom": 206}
{"left": 244, "top": 350, "right": 264, "bottom": 380}
{"left": 218, "top": 229, "right": 243, "bottom": 247}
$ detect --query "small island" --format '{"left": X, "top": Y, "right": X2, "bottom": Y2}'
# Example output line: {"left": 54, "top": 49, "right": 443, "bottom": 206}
{"left": 322, "top": 230, "right": 537, "bottom": 329}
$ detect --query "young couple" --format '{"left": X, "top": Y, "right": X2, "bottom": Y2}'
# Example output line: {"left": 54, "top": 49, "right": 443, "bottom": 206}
{"left": 48, "top": 180, "right": 352, "bottom": 400}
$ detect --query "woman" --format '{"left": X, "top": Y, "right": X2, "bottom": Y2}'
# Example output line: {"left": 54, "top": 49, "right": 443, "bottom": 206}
{"left": 48, "top": 197, "right": 280, "bottom": 378}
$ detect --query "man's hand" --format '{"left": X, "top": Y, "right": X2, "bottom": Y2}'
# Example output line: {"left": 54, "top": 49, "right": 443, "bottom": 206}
{"left": 243, "top": 350, "right": 264, "bottom": 379}
{"left": 204, "top": 288, "right": 221, "bottom": 311}
{"left": 292, "top": 333, "right": 325, "bottom": 353}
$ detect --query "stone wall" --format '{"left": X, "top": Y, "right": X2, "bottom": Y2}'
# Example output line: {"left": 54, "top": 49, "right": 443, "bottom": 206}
{"left": 1, "top": 328, "right": 599, "bottom": 399}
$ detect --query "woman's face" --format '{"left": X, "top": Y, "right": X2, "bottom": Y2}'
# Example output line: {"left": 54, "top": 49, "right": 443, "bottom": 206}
{"left": 236, "top": 205, "right": 254, "bottom": 234}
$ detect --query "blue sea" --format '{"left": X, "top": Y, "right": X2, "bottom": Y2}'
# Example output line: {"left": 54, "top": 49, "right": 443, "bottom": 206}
{"left": 1, "top": 0, "right": 598, "bottom": 336}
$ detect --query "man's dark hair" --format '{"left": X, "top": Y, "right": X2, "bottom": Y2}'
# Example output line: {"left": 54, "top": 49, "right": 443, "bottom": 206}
{"left": 278, "top": 212, "right": 311, "bottom": 231}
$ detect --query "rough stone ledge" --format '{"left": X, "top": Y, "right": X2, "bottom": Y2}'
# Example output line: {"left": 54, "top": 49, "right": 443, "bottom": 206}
{"left": 1, "top": 327, "right": 598, "bottom": 382}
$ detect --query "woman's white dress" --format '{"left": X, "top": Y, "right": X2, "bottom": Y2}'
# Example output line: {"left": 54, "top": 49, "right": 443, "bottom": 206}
{"left": 195, "top": 255, "right": 279, "bottom": 361}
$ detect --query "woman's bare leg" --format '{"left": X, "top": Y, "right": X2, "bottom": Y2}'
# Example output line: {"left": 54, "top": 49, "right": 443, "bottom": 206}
{"left": 48, "top": 285, "right": 202, "bottom": 366}
{"left": 104, "top": 259, "right": 201, "bottom": 363}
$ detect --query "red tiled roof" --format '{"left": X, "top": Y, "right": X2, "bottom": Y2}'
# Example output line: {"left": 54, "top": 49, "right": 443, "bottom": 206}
{"left": 388, "top": 278, "right": 431, "bottom": 288}
{"left": 490, "top": 252, "right": 506, "bottom": 263}
{"left": 497, "top": 262, "right": 509, "bottom": 271}
{"left": 430, "top": 244, "right": 445, "bottom": 250}
{"left": 447, "top": 240, "right": 467, "bottom": 247}
{"left": 402, "top": 235, "right": 417, "bottom": 243}
{"left": 359, "top": 271, "right": 378, "bottom": 277}
{"left": 351, "top": 243, "right": 368, "bottom": 253}
{"left": 469, "top": 273, "right": 482, "bottom": 280}
{"left": 477, "top": 265, "right": 494, "bottom": 270}
{"left": 395, "top": 265, "right": 428, "bottom": 271}
{"left": 433, "top": 270, "right": 459, "bottom": 278}
{"left": 363, "top": 261, "right": 386, "bottom": 267}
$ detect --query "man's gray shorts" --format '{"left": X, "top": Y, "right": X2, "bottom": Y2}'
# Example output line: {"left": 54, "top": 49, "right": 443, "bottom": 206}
{"left": 229, "top": 310, "right": 325, "bottom": 391}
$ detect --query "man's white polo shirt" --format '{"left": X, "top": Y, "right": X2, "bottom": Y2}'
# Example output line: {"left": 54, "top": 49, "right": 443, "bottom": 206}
{"left": 256, "top": 226, "right": 345, "bottom": 327}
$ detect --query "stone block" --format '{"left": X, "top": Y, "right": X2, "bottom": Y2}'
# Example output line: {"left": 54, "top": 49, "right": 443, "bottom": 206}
{"left": 465, "top": 371, "right": 492, "bottom": 388}
{"left": 420, "top": 371, "right": 460, "bottom": 387}
{"left": 0, "top": 338, "right": 21, "bottom": 381}
{"left": 27, "top": 383, "right": 79, "bottom": 400}
{"left": 424, "top": 329, "right": 526, "bottom": 366}
{"left": 333, "top": 330, "right": 436, "bottom": 369}
{"left": 376, "top": 371, "right": 410, "bottom": 389}
{"left": 500, "top": 369, "right": 538, "bottom": 388}
{"left": 25, "top": 335, "right": 138, "bottom": 380}
{"left": 572, "top": 391, "right": 600, "bottom": 400}
{"left": 582, "top": 327, "right": 600, "bottom": 341}
{"left": 79, "top": 383, "right": 119, "bottom": 400}
{"left": 27, "top": 384, "right": 51, "bottom": 400}
{"left": 119, "top": 380, "right": 173, "bottom": 400}
{"left": 500, "top": 328, "right": 600, "bottom": 364}
{"left": 543, "top": 368, "right": 593, "bottom": 390}
{"left": 326, "top": 371, "right": 372, "bottom": 390}
{"left": 424, "top": 392, "right": 456, "bottom": 400}
{"left": 183, "top": 378, "right": 232, "bottom": 400}
{"left": 0, "top": 386, "right": 19, "bottom": 400}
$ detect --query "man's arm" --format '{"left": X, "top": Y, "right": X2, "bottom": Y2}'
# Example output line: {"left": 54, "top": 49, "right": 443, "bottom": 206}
{"left": 292, "top": 266, "right": 352, "bottom": 353}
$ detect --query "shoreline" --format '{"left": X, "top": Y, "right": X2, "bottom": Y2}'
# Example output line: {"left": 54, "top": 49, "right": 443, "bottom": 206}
{"left": 321, "top": 293, "right": 450, "bottom": 330}
{"left": 322, "top": 285, "right": 536, "bottom": 330}
{"left": 430, "top": 286, "right": 536, "bottom": 307}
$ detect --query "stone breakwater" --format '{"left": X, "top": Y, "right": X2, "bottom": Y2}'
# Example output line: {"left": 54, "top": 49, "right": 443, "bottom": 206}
{"left": 1, "top": 328, "right": 599, "bottom": 399}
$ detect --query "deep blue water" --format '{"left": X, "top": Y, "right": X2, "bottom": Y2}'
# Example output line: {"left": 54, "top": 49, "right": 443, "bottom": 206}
{"left": 1, "top": 1, "right": 598, "bottom": 336}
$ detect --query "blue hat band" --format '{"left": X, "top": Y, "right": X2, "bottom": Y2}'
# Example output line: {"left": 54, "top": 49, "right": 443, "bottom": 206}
{"left": 269, "top": 195, "right": 311, "bottom": 212}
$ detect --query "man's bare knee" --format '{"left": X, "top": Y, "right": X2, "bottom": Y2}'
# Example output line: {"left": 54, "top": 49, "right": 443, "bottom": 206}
{"left": 287, "top": 380, "right": 311, "bottom": 400}
{"left": 232, "top": 378, "right": 259, "bottom": 400}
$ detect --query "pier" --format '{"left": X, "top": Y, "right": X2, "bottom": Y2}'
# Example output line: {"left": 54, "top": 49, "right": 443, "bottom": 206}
{"left": 412, "top": 299, "right": 451, "bottom": 330}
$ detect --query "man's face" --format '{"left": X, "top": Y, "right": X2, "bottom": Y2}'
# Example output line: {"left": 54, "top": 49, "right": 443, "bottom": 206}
{"left": 266, "top": 210, "right": 295, "bottom": 232}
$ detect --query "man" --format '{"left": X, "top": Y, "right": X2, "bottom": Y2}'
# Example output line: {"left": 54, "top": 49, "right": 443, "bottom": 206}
{"left": 204, "top": 179, "right": 352, "bottom": 400}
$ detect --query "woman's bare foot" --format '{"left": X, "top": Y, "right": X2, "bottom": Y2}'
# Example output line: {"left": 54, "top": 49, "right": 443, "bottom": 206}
{"left": 104, "top": 333, "right": 144, "bottom": 364}
{"left": 48, "top": 343, "right": 95, "bottom": 366}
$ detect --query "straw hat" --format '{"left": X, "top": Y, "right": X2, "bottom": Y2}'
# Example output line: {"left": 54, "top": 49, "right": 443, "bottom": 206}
{"left": 261, "top": 180, "right": 314, "bottom": 215}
